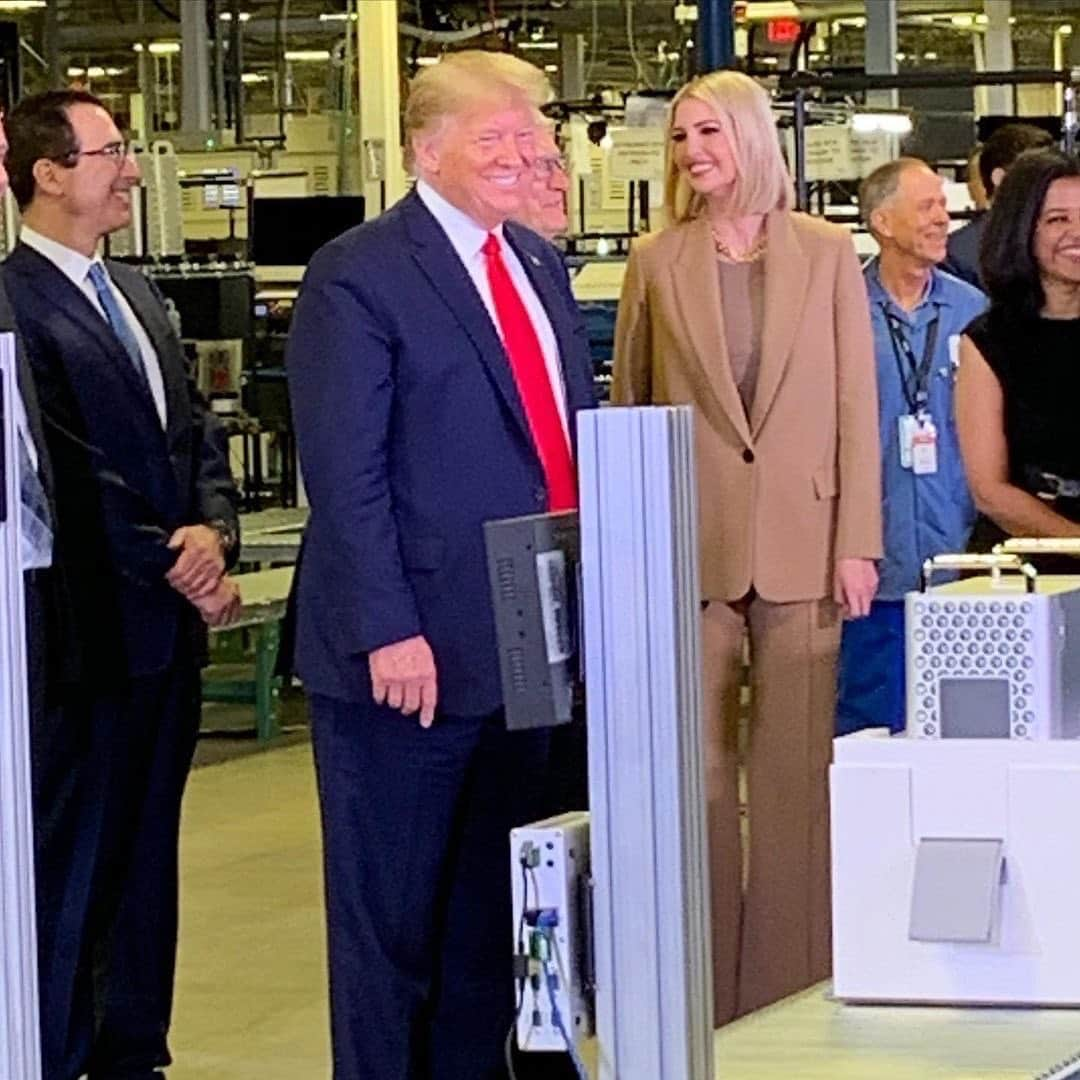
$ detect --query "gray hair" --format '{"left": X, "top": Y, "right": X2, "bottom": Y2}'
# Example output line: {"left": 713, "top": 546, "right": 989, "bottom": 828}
{"left": 858, "top": 157, "right": 929, "bottom": 234}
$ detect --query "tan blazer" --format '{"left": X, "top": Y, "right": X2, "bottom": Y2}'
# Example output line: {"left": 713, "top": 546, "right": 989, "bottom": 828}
{"left": 612, "top": 209, "right": 882, "bottom": 603}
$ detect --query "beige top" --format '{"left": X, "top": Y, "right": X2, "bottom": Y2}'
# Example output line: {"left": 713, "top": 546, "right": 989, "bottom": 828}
{"left": 718, "top": 258, "right": 765, "bottom": 415}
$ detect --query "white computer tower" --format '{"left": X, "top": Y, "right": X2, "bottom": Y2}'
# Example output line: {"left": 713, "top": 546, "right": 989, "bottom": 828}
{"left": 905, "top": 575, "right": 1080, "bottom": 740}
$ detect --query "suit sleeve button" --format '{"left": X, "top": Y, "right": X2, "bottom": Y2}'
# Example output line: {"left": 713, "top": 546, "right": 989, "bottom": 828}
{"left": 742, "top": 448, "right": 754, "bottom": 464}
{"left": 534, "top": 486, "right": 546, "bottom": 506}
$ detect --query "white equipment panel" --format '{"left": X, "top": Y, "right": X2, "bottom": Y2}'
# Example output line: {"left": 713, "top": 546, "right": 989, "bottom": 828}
{"left": 510, "top": 813, "right": 592, "bottom": 1055}
{"left": 832, "top": 737, "right": 1080, "bottom": 1006}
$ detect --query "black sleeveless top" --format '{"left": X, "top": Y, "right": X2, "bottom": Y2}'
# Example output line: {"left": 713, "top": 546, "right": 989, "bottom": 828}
{"left": 965, "top": 309, "right": 1080, "bottom": 568}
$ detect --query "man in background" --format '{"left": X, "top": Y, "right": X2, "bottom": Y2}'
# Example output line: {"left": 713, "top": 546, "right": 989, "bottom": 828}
{"left": 518, "top": 124, "right": 571, "bottom": 241}
{"left": 4, "top": 89, "right": 240, "bottom": 1080}
{"left": 944, "top": 122, "right": 1053, "bottom": 286}
{"left": 837, "top": 158, "right": 986, "bottom": 735}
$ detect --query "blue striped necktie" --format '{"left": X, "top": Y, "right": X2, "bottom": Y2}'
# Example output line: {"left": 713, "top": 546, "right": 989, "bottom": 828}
{"left": 87, "top": 263, "right": 153, "bottom": 397}
{"left": 18, "top": 424, "right": 52, "bottom": 570}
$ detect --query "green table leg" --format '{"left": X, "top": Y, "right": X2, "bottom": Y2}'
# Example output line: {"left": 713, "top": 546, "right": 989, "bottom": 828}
{"left": 253, "top": 620, "right": 282, "bottom": 742}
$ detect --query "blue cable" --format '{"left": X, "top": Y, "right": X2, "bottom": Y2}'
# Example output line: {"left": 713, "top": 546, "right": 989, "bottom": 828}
{"left": 542, "top": 947, "right": 589, "bottom": 1080}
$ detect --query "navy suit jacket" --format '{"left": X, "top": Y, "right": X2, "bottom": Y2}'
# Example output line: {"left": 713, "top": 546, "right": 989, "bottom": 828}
{"left": 943, "top": 213, "right": 986, "bottom": 289}
{"left": 3, "top": 244, "right": 239, "bottom": 686}
{"left": 287, "top": 189, "right": 595, "bottom": 716}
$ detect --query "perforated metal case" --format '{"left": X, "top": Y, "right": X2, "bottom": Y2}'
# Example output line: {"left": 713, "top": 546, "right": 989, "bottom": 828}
{"left": 905, "top": 577, "right": 1080, "bottom": 740}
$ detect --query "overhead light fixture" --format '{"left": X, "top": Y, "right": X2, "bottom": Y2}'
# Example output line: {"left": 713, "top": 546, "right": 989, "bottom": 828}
{"left": 951, "top": 14, "right": 974, "bottom": 28}
{"left": 852, "top": 110, "right": 913, "bottom": 136}
{"left": 0, "top": 1, "right": 48, "bottom": 11}
{"left": 760, "top": 56, "right": 779, "bottom": 65}
{"left": 284, "top": 49, "right": 331, "bottom": 61}
{"left": 148, "top": 41, "right": 181, "bottom": 55}
{"left": 543, "top": 63, "right": 558, "bottom": 73}
{"left": 105, "top": 66, "right": 123, "bottom": 76}
{"left": 219, "top": 10, "right": 252, "bottom": 21}
{"left": 923, "top": 51, "right": 938, "bottom": 60}
{"left": 1061, "top": 24, "right": 1074, "bottom": 36}
{"left": 415, "top": 56, "right": 440, "bottom": 66}
{"left": 132, "top": 42, "right": 144, "bottom": 52}
{"left": 66, "top": 66, "right": 85, "bottom": 77}
{"left": 241, "top": 72, "right": 268, "bottom": 84}
{"left": 895, "top": 51, "right": 906, "bottom": 61}
{"left": 319, "top": 10, "right": 357, "bottom": 20}
{"left": 86, "top": 66, "right": 105, "bottom": 78}
{"left": 517, "top": 40, "right": 559, "bottom": 51}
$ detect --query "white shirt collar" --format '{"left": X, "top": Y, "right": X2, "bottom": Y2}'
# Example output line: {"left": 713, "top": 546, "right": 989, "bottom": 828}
{"left": 415, "top": 179, "right": 505, "bottom": 264}
{"left": 19, "top": 225, "right": 103, "bottom": 289}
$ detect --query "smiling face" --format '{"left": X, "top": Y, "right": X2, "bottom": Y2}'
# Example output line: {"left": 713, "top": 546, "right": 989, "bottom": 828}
{"left": 525, "top": 127, "right": 569, "bottom": 238}
{"left": 1033, "top": 176, "right": 1080, "bottom": 287}
{"left": 872, "top": 163, "right": 950, "bottom": 267}
{"left": 62, "top": 103, "right": 140, "bottom": 237}
{"left": 414, "top": 93, "right": 537, "bottom": 230}
{"left": 670, "top": 95, "right": 739, "bottom": 204}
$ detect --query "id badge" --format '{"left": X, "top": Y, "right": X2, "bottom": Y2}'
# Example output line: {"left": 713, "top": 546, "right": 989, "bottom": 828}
{"left": 898, "top": 414, "right": 918, "bottom": 469}
{"left": 912, "top": 417, "right": 938, "bottom": 476}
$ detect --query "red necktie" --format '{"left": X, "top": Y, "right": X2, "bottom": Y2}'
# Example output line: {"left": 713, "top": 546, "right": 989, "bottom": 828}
{"left": 482, "top": 232, "right": 577, "bottom": 511}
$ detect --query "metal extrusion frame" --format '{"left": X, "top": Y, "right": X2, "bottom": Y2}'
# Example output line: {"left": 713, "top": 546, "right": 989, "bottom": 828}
{"left": 0, "top": 334, "right": 42, "bottom": 1078}
{"left": 578, "top": 405, "right": 713, "bottom": 1080}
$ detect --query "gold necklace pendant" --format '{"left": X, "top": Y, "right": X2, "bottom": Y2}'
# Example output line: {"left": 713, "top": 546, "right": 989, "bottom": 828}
{"left": 711, "top": 227, "right": 767, "bottom": 263}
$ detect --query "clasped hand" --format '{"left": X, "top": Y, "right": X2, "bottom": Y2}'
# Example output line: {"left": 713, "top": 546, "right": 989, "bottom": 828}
{"left": 165, "top": 524, "right": 240, "bottom": 628}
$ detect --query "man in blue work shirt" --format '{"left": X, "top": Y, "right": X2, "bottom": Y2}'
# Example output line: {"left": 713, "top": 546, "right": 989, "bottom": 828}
{"left": 837, "top": 157, "right": 986, "bottom": 735}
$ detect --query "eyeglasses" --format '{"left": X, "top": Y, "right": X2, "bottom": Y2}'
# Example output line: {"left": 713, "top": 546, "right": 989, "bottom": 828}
{"left": 61, "top": 140, "right": 135, "bottom": 166}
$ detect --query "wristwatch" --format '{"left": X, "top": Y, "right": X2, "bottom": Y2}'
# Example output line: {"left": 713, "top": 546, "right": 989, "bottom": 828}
{"left": 208, "top": 518, "right": 238, "bottom": 557}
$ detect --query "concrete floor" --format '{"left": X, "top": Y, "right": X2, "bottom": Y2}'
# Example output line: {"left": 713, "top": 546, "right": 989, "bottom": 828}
{"left": 170, "top": 743, "right": 330, "bottom": 1079}
{"left": 166, "top": 739, "right": 1080, "bottom": 1080}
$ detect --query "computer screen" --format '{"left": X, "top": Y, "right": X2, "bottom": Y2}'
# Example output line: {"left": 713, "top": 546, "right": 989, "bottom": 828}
{"left": 250, "top": 195, "right": 366, "bottom": 267}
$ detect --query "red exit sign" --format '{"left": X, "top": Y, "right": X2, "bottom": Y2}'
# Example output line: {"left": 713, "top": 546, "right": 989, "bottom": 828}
{"left": 767, "top": 18, "right": 802, "bottom": 44}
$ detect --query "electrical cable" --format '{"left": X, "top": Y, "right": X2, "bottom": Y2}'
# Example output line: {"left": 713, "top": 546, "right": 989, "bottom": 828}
{"left": 542, "top": 935, "right": 589, "bottom": 1080}
{"left": 585, "top": 0, "right": 599, "bottom": 86}
{"left": 505, "top": 855, "right": 531, "bottom": 1080}
{"left": 624, "top": 0, "right": 649, "bottom": 89}
{"left": 149, "top": 0, "right": 180, "bottom": 21}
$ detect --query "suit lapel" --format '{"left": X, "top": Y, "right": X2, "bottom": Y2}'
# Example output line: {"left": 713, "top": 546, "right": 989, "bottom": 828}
{"left": 750, "top": 211, "right": 810, "bottom": 437}
{"left": 108, "top": 264, "right": 188, "bottom": 447}
{"left": 13, "top": 246, "right": 163, "bottom": 435}
{"left": 668, "top": 216, "right": 752, "bottom": 446}
{"left": 403, "top": 193, "right": 534, "bottom": 451}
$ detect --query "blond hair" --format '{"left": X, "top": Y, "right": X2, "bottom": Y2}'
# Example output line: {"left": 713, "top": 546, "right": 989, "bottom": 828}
{"left": 664, "top": 70, "right": 793, "bottom": 223}
{"left": 403, "top": 50, "right": 552, "bottom": 173}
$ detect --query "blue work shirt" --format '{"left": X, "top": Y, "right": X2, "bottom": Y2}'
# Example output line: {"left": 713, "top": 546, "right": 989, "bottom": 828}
{"left": 865, "top": 258, "right": 987, "bottom": 600}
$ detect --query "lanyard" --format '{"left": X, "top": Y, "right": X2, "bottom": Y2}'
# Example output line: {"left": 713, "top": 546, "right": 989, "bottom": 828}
{"left": 882, "top": 303, "right": 940, "bottom": 416}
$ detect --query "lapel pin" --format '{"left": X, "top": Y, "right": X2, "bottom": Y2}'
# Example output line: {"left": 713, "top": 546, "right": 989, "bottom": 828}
{"left": 529, "top": 254, "right": 541, "bottom": 266}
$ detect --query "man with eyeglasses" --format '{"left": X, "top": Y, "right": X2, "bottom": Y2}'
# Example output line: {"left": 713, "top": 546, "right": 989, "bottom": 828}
{"left": 516, "top": 124, "right": 570, "bottom": 241}
{"left": 2, "top": 90, "right": 241, "bottom": 1080}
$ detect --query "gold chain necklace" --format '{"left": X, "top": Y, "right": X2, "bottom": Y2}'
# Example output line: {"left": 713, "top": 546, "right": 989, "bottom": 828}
{"left": 710, "top": 227, "right": 767, "bottom": 264}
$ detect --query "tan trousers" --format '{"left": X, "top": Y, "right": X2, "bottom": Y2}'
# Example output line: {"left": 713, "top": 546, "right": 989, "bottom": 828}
{"left": 702, "top": 594, "right": 841, "bottom": 1026}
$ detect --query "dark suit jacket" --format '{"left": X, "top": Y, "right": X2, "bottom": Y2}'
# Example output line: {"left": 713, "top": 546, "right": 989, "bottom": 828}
{"left": 287, "top": 189, "right": 595, "bottom": 716}
{"left": 943, "top": 213, "right": 986, "bottom": 289}
{"left": 3, "top": 244, "right": 239, "bottom": 686}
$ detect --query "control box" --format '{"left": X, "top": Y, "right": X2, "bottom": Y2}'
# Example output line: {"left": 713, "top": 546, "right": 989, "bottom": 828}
{"left": 510, "top": 812, "right": 592, "bottom": 1054}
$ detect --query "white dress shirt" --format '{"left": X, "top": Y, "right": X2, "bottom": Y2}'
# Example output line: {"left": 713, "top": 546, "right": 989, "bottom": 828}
{"left": 416, "top": 180, "right": 569, "bottom": 436}
{"left": 20, "top": 226, "right": 168, "bottom": 427}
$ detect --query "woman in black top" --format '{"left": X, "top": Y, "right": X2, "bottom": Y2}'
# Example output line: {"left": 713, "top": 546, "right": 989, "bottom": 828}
{"left": 957, "top": 149, "right": 1080, "bottom": 562}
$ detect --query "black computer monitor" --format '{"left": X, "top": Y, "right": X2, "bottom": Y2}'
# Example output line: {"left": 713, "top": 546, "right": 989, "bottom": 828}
{"left": 250, "top": 195, "right": 366, "bottom": 267}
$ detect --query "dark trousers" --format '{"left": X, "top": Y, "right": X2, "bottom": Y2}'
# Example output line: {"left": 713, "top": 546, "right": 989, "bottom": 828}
{"left": 836, "top": 599, "right": 907, "bottom": 736}
{"left": 31, "top": 641, "right": 200, "bottom": 1080}
{"left": 310, "top": 693, "right": 553, "bottom": 1080}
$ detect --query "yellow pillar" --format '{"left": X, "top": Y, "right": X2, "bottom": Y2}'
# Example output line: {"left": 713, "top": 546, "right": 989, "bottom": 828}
{"left": 357, "top": 0, "right": 408, "bottom": 216}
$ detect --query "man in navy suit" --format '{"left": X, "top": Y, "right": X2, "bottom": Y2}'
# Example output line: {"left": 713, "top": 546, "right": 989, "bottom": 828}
{"left": 3, "top": 90, "right": 240, "bottom": 1080}
{"left": 287, "top": 51, "right": 595, "bottom": 1080}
